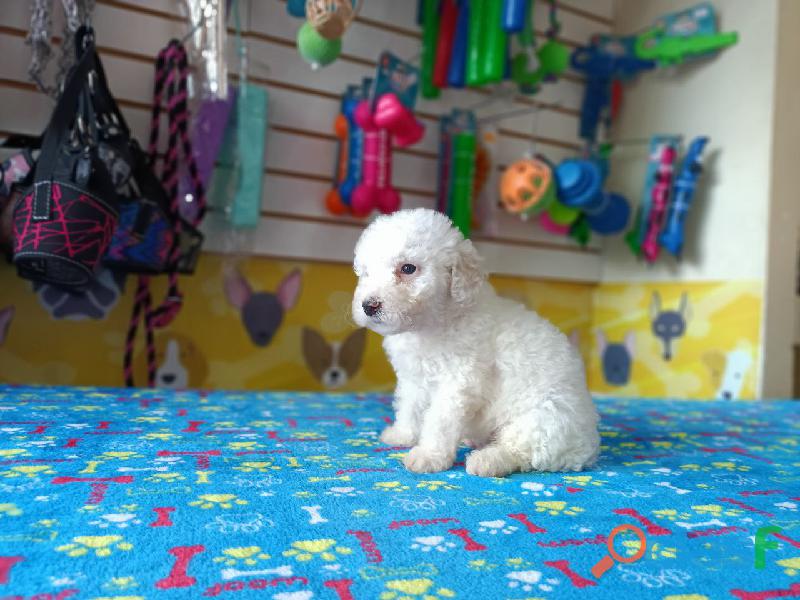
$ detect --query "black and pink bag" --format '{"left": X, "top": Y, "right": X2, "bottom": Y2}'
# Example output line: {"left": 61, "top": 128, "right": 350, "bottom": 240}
{"left": 12, "top": 27, "right": 203, "bottom": 288}
{"left": 12, "top": 27, "right": 120, "bottom": 288}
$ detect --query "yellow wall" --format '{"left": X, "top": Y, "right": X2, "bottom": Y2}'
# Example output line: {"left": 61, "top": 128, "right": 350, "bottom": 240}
{"left": 588, "top": 280, "right": 762, "bottom": 400}
{"left": 0, "top": 254, "right": 594, "bottom": 392}
{"left": 0, "top": 256, "right": 763, "bottom": 398}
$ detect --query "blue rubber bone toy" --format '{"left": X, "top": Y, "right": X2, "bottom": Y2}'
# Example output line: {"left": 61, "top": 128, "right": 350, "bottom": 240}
{"left": 571, "top": 37, "right": 655, "bottom": 142}
{"left": 659, "top": 136, "right": 709, "bottom": 257}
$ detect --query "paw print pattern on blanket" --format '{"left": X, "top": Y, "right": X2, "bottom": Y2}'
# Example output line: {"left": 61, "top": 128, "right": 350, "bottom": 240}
{"left": 0, "top": 385, "right": 799, "bottom": 598}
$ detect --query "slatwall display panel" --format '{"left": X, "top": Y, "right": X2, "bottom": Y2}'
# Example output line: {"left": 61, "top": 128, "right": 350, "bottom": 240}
{"left": 0, "top": 0, "right": 613, "bottom": 282}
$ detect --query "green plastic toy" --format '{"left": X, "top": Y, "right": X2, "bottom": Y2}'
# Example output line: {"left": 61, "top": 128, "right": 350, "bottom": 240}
{"left": 297, "top": 22, "right": 342, "bottom": 68}
{"left": 450, "top": 132, "right": 477, "bottom": 238}
{"left": 466, "top": 0, "right": 489, "bottom": 86}
{"left": 510, "top": 0, "right": 569, "bottom": 93}
{"left": 635, "top": 27, "right": 738, "bottom": 67}
{"left": 481, "top": 0, "right": 507, "bottom": 83}
{"left": 420, "top": 0, "right": 441, "bottom": 98}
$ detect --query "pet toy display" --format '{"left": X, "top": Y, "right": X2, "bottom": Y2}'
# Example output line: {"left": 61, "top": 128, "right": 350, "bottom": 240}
{"left": 326, "top": 84, "right": 368, "bottom": 215}
{"left": 570, "top": 36, "right": 655, "bottom": 143}
{"left": 419, "top": 0, "right": 568, "bottom": 97}
{"left": 635, "top": 2, "right": 738, "bottom": 66}
{"left": 499, "top": 157, "right": 556, "bottom": 218}
{"left": 437, "top": 109, "right": 478, "bottom": 237}
{"left": 624, "top": 135, "right": 709, "bottom": 262}
{"left": 495, "top": 148, "right": 629, "bottom": 243}
{"left": 659, "top": 137, "right": 709, "bottom": 257}
{"left": 624, "top": 135, "right": 681, "bottom": 257}
{"left": 207, "top": 0, "right": 269, "bottom": 229}
{"left": 325, "top": 53, "right": 424, "bottom": 217}
{"left": 572, "top": 3, "right": 737, "bottom": 142}
{"left": 296, "top": 0, "right": 361, "bottom": 69}
{"left": 510, "top": 0, "right": 569, "bottom": 94}
{"left": 641, "top": 144, "right": 678, "bottom": 263}
{"left": 555, "top": 158, "right": 630, "bottom": 236}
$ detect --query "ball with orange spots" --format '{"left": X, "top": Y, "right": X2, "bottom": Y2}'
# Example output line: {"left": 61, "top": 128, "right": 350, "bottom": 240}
{"left": 499, "top": 158, "right": 556, "bottom": 216}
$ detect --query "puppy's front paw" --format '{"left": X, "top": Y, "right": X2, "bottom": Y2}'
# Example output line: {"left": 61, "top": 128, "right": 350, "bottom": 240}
{"left": 465, "top": 447, "right": 517, "bottom": 478}
{"left": 379, "top": 425, "right": 417, "bottom": 446}
{"left": 403, "top": 446, "right": 453, "bottom": 473}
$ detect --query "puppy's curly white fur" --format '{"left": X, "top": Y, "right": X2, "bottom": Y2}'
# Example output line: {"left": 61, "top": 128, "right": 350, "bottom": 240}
{"left": 352, "top": 208, "right": 600, "bottom": 477}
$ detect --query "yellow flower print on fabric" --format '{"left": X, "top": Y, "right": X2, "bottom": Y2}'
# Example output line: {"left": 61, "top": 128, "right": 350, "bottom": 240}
{"left": 344, "top": 438, "right": 377, "bottom": 447}
{"left": 652, "top": 509, "right": 692, "bottom": 522}
{"left": 0, "top": 503, "right": 22, "bottom": 517}
{"left": 691, "top": 504, "right": 742, "bottom": 518}
{"left": 233, "top": 461, "right": 279, "bottom": 473}
{"left": 189, "top": 494, "right": 248, "bottom": 509}
{"left": 56, "top": 535, "right": 133, "bottom": 557}
{"left": 0, "top": 449, "right": 28, "bottom": 458}
{"left": 416, "top": 481, "right": 459, "bottom": 492}
{"left": 534, "top": 501, "right": 584, "bottom": 516}
{"left": 100, "top": 451, "right": 142, "bottom": 461}
{"left": 227, "top": 441, "right": 263, "bottom": 451}
{"left": 563, "top": 475, "right": 606, "bottom": 487}
{"left": 145, "top": 473, "right": 186, "bottom": 484}
{"left": 213, "top": 546, "right": 271, "bottom": 566}
{"left": 374, "top": 481, "right": 410, "bottom": 493}
{"left": 1, "top": 465, "right": 55, "bottom": 478}
{"left": 379, "top": 578, "right": 456, "bottom": 599}
{"left": 282, "top": 539, "right": 353, "bottom": 562}
{"left": 778, "top": 557, "right": 800, "bottom": 576}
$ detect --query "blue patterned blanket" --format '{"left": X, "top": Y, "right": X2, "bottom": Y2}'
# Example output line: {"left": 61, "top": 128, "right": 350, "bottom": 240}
{"left": 0, "top": 386, "right": 798, "bottom": 600}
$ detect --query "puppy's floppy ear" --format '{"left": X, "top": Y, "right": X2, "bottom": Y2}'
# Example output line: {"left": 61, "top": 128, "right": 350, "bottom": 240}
{"left": 450, "top": 239, "right": 485, "bottom": 306}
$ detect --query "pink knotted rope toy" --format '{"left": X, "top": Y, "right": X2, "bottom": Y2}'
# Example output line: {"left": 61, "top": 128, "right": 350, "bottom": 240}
{"left": 351, "top": 93, "right": 424, "bottom": 217}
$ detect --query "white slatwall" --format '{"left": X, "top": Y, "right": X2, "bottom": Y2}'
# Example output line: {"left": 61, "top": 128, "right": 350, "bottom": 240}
{"left": 0, "top": 0, "right": 612, "bottom": 281}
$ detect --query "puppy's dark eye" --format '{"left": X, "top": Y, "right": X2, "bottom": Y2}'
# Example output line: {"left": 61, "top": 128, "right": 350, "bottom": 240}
{"left": 400, "top": 264, "right": 417, "bottom": 275}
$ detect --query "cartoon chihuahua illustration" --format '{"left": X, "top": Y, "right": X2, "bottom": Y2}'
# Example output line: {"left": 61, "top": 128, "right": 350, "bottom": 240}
{"left": 703, "top": 348, "right": 752, "bottom": 400}
{"left": 302, "top": 327, "right": 367, "bottom": 389}
{"left": 650, "top": 291, "right": 691, "bottom": 361}
{"left": 137, "top": 333, "right": 208, "bottom": 389}
{"left": 596, "top": 330, "right": 635, "bottom": 386}
{"left": 224, "top": 268, "right": 303, "bottom": 347}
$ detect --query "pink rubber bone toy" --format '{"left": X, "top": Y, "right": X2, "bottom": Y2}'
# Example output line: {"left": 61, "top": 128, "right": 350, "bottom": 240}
{"left": 642, "top": 144, "right": 677, "bottom": 263}
{"left": 351, "top": 93, "right": 425, "bottom": 217}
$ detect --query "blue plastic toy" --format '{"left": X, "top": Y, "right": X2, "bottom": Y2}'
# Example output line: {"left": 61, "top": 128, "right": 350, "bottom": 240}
{"left": 337, "top": 94, "right": 364, "bottom": 205}
{"left": 502, "top": 0, "right": 528, "bottom": 33}
{"left": 287, "top": 0, "right": 306, "bottom": 18}
{"left": 555, "top": 159, "right": 631, "bottom": 235}
{"left": 570, "top": 37, "right": 655, "bottom": 142}
{"left": 448, "top": 0, "right": 469, "bottom": 87}
{"left": 659, "top": 136, "right": 709, "bottom": 257}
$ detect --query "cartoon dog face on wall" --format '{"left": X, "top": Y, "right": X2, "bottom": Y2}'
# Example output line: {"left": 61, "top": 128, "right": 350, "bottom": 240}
{"left": 302, "top": 328, "right": 367, "bottom": 389}
{"left": 155, "top": 334, "right": 209, "bottom": 389}
{"left": 596, "top": 330, "right": 635, "bottom": 386}
{"left": 224, "top": 268, "right": 303, "bottom": 347}
{"left": 703, "top": 349, "right": 752, "bottom": 400}
{"left": 650, "top": 291, "right": 691, "bottom": 361}
{"left": 136, "top": 333, "right": 209, "bottom": 389}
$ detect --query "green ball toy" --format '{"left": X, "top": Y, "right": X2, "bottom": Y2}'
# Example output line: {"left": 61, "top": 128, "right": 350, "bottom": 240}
{"left": 297, "top": 22, "right": 341, "bottom": 69}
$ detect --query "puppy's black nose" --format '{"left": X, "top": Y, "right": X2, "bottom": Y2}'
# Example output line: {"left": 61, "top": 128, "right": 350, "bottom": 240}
{"left": 161, "top": 374, "right": 176, "bottom": 384}
{"left": 362, "top": 298, "right": 381, "bottom": 317}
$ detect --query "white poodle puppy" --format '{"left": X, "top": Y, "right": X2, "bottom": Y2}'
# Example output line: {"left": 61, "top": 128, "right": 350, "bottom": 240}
{"left": 352, "top": 208, "right": 600, "bottom": 477}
